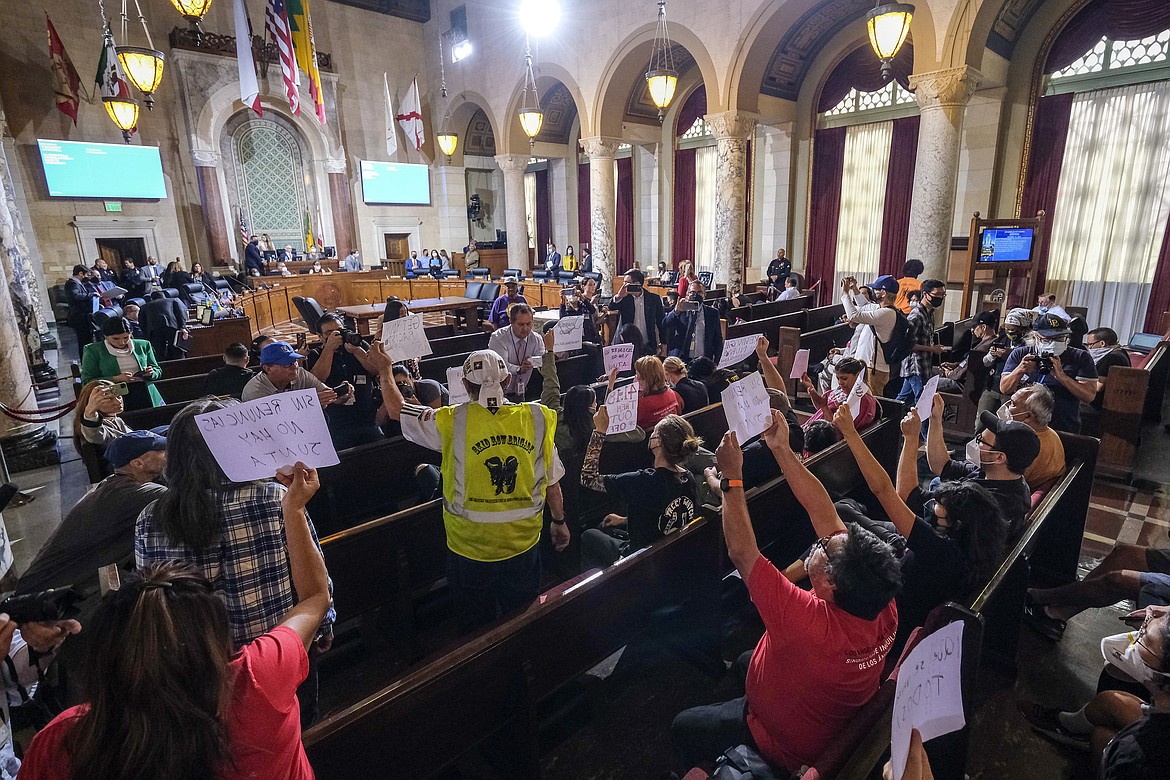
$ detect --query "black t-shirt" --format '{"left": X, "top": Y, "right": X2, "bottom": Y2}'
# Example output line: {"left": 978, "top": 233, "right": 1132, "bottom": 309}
{"left": 603, "top": 467, "right": 698, "bottom": 550}
{"left": 898, "top": 517, "right": 970, "bottom": 630}
{"left": 1002, "top": 345, "right": 1098, "bottom": 432}
{"left": 306, "top": 346, "right": 379, "bottom": 428}
{"left": 672, "top": 377, "right": 710, "bottom": 414}
{"left": 938, "top": 459, "right": 1031, "bottom": 536}
{"left": 202, "top": 365, "right": 255, "bottom": 399}
{"left": 1102, "top": 711, "right": 1170, "bottom": 780}
{"left": 1092, "top": 349, "right": 1132, "bottom": 409}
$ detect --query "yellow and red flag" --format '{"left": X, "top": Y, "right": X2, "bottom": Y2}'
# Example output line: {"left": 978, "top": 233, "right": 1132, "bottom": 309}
{"left": 46, "top": 14, "right": 81, "bottom": 125}
{"left": 287, "top": 0, "right": 326, "bottom": 124}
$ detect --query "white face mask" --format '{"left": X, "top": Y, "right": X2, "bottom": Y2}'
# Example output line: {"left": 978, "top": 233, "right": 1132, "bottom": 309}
{"left": 997, "top": 403, "right": 1013, "bottom": 422}
{"left": 1089, "top": 346, "right": 1113, "bottom": 362}
{"left": 1036, "top": 340, "right": 1068, "bottom": 357}
{"left": 1101, "top": 631, "right": 1168, "bottom": 687}
{"left": 966, "top": 438, "right": 982, "bottom": 466}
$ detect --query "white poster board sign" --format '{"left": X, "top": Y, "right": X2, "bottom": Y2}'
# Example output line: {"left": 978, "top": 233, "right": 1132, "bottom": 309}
{"left": 553, "top": 315, "right": 585, "bottom": 351}
{"left": 718, "top": 335, "right": 758, "bottom": 369}
{"left": 603, "top": 344, "right": 635, "bottom": 373}
{"left": 847, "top": 382, "right": 870, "bottom": 420}
{"left": 446, "top": 366, "right": 471, "bottom": 404}
{"left": 890, "top": 620, "right": 966, "bottom": 780}
{"left": 381, "top": 314, "right": 432, "bottom": 362}
{"left": 790, "top": 348, "right": 811, "bottom": 379}
{"left": 915, "top": 376, "right": 941, "bottom": 422}
{"left": 605, "top": 383, "right": 639, "bottom": 434}
{"left": 721, "top": 372, "right": 772, "bottom": 443}
{"left": 194, "top": 390, "right": 340, "bottom": 482}
{"left": 528, "top": 353, "right": 543, "bottom": 369}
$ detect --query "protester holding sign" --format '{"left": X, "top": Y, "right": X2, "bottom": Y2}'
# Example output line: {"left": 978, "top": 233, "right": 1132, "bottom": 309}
{"left": 634, "top": 356, "right": 684, "bottom": 431}
{"left": 800, "top": 357, "right": 876, "bottom": 435}
{"left": 135, "top": 398, "right": 335, "bottom": 726}
{"left": 579, "top": 409, "right": 700, "bottom": 570}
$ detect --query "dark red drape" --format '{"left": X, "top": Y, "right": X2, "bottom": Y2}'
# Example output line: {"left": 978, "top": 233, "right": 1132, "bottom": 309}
{"left": 1019, "top": 92, "right": 1074, "bottom": 295}
{"left": 807, "top": 127, "right": 847, "bottom": 302}
{"left": 1144, "top": 211, "right": 1170, "bottom": 333}
{"left": 577, "top": 162, "right": 591, "bottom": 252}
{"left": 1046, "top": 0, "right": 1170, "bottom": 73}
{"left": 615, "top": 156, "right": 635, "bottom": 274}
{"left": 878, "top": 115, "right": 920, "bottom": 277}
{"left": 672, "top": 147, "right": 697, "bottom": 268}
{"left": 818, "top": 43, "right": 914, "bottom": 113}
{"left": 675, "top": 86, "right": 707, "bottom": 137}
{"left": 535, "top": 168, "right": 550, "bottom": 256}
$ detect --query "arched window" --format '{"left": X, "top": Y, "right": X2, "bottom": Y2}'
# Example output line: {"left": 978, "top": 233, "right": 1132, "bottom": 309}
{"left": 1050, "top": 30, "right": 1170, "bottom": 83}
{"left": 231, "top": 119, "right": 309, "bottom": 252}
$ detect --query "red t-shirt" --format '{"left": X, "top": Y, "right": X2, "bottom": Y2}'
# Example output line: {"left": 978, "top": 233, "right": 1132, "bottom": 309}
{"left": 637, "top": 388, "right": 683, "bottom": 431}
{"left": 20, "top": 626, "right": 313, "bottom": 780}
{"left": 805, "top": 389, "right": 877, "bottom": 431}
{"left": 744, "top": 555, "right": 897, "bottom": 772}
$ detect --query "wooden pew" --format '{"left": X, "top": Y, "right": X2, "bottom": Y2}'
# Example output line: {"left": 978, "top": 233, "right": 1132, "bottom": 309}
{"left": 1094, "top": 340, "right": 1167, "bottom": 479}
{"left": 774, "top": 322, "right": 854, "bottom": 395}
{"left": 121, "top": 401, "right": 189, "bottom": 431}
{"left": 725, "top": 311, "right": 806, "bottom": 350}
{"left": 151, "top": 373, "right": 215, "bottom": 406}
{"left": 805, "top": 303, "right": 845, "bottom": 332}
{"left": 726, "top": 294, "right": 813, "bottom": 323}
{"left": 306, "top": 517, "right": 722, "bottom": 779}
{"left": 158, "top": 353, "right": 227, "bottom": 378}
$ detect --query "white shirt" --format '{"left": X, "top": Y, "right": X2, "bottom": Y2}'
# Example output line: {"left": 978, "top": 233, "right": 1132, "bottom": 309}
{"left": 778, "top": 287, "right": 800, "bottom": 301}
{"left": 631, "top": 293, "right": 649, "bottom": 343}
{"left": 105, "top": 342, "right": 141, "bottom": 376}
{"left": 841, "top": 292, "right": 894, "bottom": 372}
{"left": 487, "top": 328, "right": 546, "bottom": 392}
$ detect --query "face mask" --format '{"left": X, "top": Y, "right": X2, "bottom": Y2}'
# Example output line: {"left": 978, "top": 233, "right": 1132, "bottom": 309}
{"left": 1089, "top": 346, "right": 1112, "bottom": 362}
{"left": 1101, "top": 632, "right": 1167, "bottom": 687}
{"left": 997, "top": 403, "right": 1013, "bottom": 421}
{"left": 1049, "top": 341, "right": 1068, "bottom": 357}
{"left": 927, "top": 295, "right": 945, "bottom": 308}
{"left": 965, "top": 438, "right": 982, "bottom": 466}
{"left": 689, "top": 293, "right": 703, "bottom": 303}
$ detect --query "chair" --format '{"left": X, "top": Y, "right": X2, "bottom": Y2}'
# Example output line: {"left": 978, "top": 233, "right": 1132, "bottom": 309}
{"left": 441, "top": 269, "right": 462, "bottom": 278}
{"left": 467, "top": 267, "right": 490, "bottom": 280}
{"left": 123, "top": 297, "right": 147, "bottom": 309}
{"left": 580, "top": 271, "right": 602, "bottom": 285}
{"left": 214, "top": 279, "right": 231, "bottom": 293}
{"left": 532, "top": 270, "right": 549, "bottom": 281}
{"left": 292, "top": 296, "right": 326, "bottom": 333}
{"left": 502, "top": 268, "right": 524, "bottom": 281}
{"left": 180, "top": 283, "right": 208, "bottom": 305}
{"left": 91, "top": 306, "right": 124, "bottom": 333}
{"left": 478, "top": 283, "right": 501, "bottom": 303}
{"left": 464, "top": 281, "right": 484, "bottom": 300}
{"left": 161, "top": 288, "right": 182, "bottom": 299}
{"left": 557, "top": 271, "right": 576, "bottom": 285}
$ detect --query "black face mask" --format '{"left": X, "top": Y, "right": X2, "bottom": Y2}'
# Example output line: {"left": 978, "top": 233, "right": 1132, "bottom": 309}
{"left": 927, "top": 295, "right": 945, "bottom": 308}
{"left": 689, "top": 293, "right": 704, "bottom": 303}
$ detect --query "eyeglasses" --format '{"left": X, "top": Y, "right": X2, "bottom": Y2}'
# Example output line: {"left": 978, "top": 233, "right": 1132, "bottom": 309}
{"left": 974, "top": 433, "right": 993, "bottom": 448}
{"left": 1086, "top": 339, "right": 1105, "bottom": 348}
{"left": 813, "top": 529, "right": 848, "bottom": 555}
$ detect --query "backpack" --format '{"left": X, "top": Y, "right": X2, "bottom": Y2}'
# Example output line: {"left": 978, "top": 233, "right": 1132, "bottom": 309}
{"left": 872, "top": 308, "right": 912, "bottom": 367}
{"left": 712, "top": 745, "right": 781, "bottom": 779}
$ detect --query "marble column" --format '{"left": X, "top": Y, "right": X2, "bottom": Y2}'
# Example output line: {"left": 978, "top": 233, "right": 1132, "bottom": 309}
{"left": 0, "top": 130, "right": 47, "bottom": 339}
{"left": 906, "top": 66, "right": 983, "bottom": 281}
{"left": 580, "top": 136, "right": 622, "bottom": 293}
{"left": 495, "top": 154, "right": 531, "bottom": 270}
{"left": 434, "top": 163, "right": 469, "bottom": 255}
{"left": 707, "top": 111, "right": 758, "bottom": 294}
{"left": 192, "top": 150, "right": 232, "bottom": 266}
{"left": 325, "top": 159, "right": 355, "bottom": 258}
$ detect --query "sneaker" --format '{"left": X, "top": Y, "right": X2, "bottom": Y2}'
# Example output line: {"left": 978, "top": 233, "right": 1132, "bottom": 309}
{"left": 1023, "top": 596, "right": 1066, "bottom": 641}
{"left": 1016, "top": 701, "right": 1090, "bottom": 751}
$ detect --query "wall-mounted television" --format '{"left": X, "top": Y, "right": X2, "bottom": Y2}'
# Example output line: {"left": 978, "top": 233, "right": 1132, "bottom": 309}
{"left": 978, "top": 227, "right": 1034, "bottom": 263}
{"left": 38, "top": 139, "right": 167, "bottom": 199}
{"left": 360, "top": 160, "right": 431, "bottom": 205}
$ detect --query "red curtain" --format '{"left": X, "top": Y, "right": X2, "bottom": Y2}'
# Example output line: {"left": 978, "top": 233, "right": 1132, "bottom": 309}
{"left": 535, "top": 168, "right": 550, "bottom": 256}
{"left": 1019, "top": 92, "right": 1074, "bottom": 294}
{"left": 578, "top": 162, "right": 591, "bottom": 251}
{"left": 616, "top": 156, "right": 635, "bottom": 274}
{"left": 1144, "top": 212, "right": 1170, "bottom": 333}
{"left": 673, "top": 148, "right": 697, "bottom": 268}
{"left": 807, "top": 127, "right": 847, "bottom": 302}
{"left": 1047, "top": 0, "right": 1170, "bottom": 73}
{"left": 818, "top": 43, "right": 914, "bottom": 113}
{"left": 878, "top": 116, "right": 920, "bottom": 277}
{"left": 675, "top": 87, "right": 707, "bottom": 138}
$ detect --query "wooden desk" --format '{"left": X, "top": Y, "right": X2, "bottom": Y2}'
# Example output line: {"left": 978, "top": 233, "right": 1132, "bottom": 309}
{"left": 336, "top": 297, "right": 484, "bottom": 336}
{"left": 186, "top": 316, "right": 252, "bottom": 357}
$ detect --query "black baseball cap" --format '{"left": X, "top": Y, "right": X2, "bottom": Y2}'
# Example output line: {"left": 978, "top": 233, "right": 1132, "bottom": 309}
{"left": 978, "top": 411, "right": 1041, "bottom": 474}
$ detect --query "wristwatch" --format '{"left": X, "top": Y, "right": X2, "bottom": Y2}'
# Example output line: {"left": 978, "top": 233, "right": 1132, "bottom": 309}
{"left": 550, "top": 516, "right": 567, "bottom": 526}
{"left": 719, "top": 477, "right": 744, "bottom": 493}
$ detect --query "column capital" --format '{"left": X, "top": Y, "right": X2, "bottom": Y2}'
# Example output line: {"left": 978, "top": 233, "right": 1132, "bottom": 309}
{"left": 191, "top": 149, "right": 220, "bottom": 168}
{"left": 323, "top": 158, "right": 347, "bottom": 175}
{"left": 909, "top": 66, "right": 984, "bottom": 110}
{"left": 705, "top": 111, "right": 758, "bottom": 142}
{"left": 494, "top": 153, "right": 530, "bottom": 174}
{"left": 578, "top": 136, "right": 623, "bottom": 160}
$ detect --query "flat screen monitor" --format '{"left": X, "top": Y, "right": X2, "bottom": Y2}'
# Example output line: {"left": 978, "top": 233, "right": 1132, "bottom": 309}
{"left": 979, "top": 227, "right": 1034, "bottom": 263}
{"left": 360, "top": 160, "right": 431, "bottom": 205}
{"left": 38, "top": 139, "right": 167, "bottom": 199}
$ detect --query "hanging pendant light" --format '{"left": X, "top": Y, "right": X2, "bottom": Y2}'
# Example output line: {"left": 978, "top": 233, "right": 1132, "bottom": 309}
{"left": 645, "top": 1, "right": 678, "bottom": 119}
{"left": 517, "top": 36, "right": 543, "bottom": 145}
{"left": 169, "top": 0, "right": 214, "bottom": 29}
{"left": 436, "top": 35, "right": 459, "bottom": 159}
{"left": 866, "top": 2, "right": 914, "bottom": 80}
{"left": 104, "top": 95, "right": 140, "bottom": 134}
{"left": 116, "top": 0, "right": 165, "bottom": 109}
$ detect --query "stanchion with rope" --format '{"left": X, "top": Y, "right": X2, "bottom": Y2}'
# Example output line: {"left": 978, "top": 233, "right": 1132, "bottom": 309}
{"left": 0, "top": 399, "right": 77, "bottom": 508}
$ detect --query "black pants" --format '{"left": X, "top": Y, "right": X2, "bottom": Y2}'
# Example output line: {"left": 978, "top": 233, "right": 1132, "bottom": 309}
{"left": 71, "top": 322, "right": 93, "bottom": 348}
{"left": 298, "top": 646, "right": 319, "bottom": 728}
{"left": 446, "top": 545, "right": 541, "bottom": 635}
{"left": 671, "top": 650, "right": 756, "bottom": 769}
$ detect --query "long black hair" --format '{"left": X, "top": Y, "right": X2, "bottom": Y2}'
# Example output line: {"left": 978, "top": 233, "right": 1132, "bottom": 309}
{"left": 563, "top": 386, "right": 597, "bottom": 452}
{"left": 932, "top": 480, "right": 1008, "bottom": 589}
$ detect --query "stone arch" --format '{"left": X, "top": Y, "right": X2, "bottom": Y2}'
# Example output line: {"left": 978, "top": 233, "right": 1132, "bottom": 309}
{"left": 500, "top": 63, "right": 590, "bottom": 154}
{"left": 593, "top": 23, "right": 722, "bottom": 139}
{"left": 224, "top": 113, "right": 311, "bottom": 252}
{"left": 442, "top": 92, "right": 497, "bottom": 165}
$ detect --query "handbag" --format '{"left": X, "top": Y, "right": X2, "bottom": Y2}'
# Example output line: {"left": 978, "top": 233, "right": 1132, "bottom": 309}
{"left": 712, "top": 745, "right": 781, "bottom": 780}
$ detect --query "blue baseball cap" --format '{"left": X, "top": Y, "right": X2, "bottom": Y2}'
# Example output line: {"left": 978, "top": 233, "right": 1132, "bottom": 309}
{"left": 259, "top": 341, "right": 304, "bottom": 366}
{"left": 106, "top": 430, "right": 167, "bottom": 468}
{"left": 871, "top": 275, "right": 900, "bottom": 295}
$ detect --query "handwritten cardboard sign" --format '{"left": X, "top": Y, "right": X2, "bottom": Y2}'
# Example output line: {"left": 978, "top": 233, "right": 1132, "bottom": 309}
{"left": 194, "top": 390, "right": 340, "bottom": 482}
{"left": 847, "top": 381, "right": 870, "bottom": 420}
{"left": 605, "top": 382, "right": 639, "bottom": 434}
{"left": 603, "top": 344, "right": 635, "bottom": 373}
{"left": 381, "top": 314, "right": 433, "bottom": 362}
{"left": 553, "top": 315, "right": 585, "bottom": 351}
{"left": 890, "top": 620, "right": 966, "bottom": 780}
{"left": 718, "top": 335, "right": 758, "bottom": 369}
{"left": 916, "top": 375, "right": 941, "bottom": 422}
{"left": 790, "top": 348, "right": 811, "bottom": 379}
{"left": 446, "top": 366, "right": 471, "bottom": 404}
{"left": 722, "top": 372, "right": 772, "bottom": 443}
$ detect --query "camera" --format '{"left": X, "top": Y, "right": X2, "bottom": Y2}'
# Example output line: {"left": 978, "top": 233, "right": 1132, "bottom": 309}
{"left": 1037, "top": 355, "right": 1054, "bottom": 375}
{"left": 339, "top": 329, "right": 364, "bottom": 348}
{"left": 0, "top": 587, "right": 83, "bottom": 624}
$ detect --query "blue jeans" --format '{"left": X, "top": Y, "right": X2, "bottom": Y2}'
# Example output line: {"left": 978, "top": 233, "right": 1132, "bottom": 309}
{"left": 895, "top": 374, "right": 925, "bottom": 404}
{"left": 446, "top": 545, "right": 541, "bottom": 634}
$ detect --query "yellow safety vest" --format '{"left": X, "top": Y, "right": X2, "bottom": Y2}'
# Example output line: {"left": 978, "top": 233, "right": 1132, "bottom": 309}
{"left": 434, "top": 402, "right": 558, "bottom": 562}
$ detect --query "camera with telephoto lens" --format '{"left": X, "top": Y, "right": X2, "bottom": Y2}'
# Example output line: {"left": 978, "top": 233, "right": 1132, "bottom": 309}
{"left": 338, "top": 329, "right": 364, "bottom": 347}
{"left": 1037, "top": 355, "right": 1053, "bottom": 375}
{"left": 0, "top": 587, "right": 83, "bottom": 624}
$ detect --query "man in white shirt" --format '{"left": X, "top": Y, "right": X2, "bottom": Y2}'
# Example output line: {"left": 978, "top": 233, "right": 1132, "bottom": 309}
{"left": 841, "top": 275, "right": 899, "bottom": 396}
{"left": 777, "top": 276, "right": 800, "bottom": 301}
{"left": 487, "top": 304, "right": 545, "bottom": 398}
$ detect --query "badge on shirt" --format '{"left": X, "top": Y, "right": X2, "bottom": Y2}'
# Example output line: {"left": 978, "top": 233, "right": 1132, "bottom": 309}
{"left": 354, "top": 375, "right": 367, "bottom": 385}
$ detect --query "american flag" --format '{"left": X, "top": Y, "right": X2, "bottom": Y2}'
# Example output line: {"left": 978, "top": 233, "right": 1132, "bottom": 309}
{"left": 265, "top": 0, "right": 300, "bottom": 115}
{"left": 239, "top": 209, "right": 250, "bottom": 246}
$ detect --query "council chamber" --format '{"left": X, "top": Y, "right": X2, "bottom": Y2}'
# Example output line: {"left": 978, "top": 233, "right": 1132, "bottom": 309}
{"left": 0, "top": 0, "right": 1168, "bottom": 779}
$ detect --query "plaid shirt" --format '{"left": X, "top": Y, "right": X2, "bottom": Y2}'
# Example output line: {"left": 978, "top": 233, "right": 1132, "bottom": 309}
{"left": 135, "top": 481, "right": 335, "bottom": 648}
{"left": 900, "top": 300, "right": 935, "bottom": 378}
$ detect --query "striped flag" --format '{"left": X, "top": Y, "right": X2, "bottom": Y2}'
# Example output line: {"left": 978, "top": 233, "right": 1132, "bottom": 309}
{"left": 287, "top": 0, "right": 326, "bottom": 124}
{"left": 233, "top": 0, "right": 262, "bottom": 115}
{"left": 239, "top": 209, "right": 250, "bottom": 246}
{"left": 265, "top": 0, "right": 300, "bottom": 115}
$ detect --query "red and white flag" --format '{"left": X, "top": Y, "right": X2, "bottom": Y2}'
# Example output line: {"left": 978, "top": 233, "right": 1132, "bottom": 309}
{"left": 396, "top": 77, "right": 425, "bottom": 152}
{"left": 265, "top": 0, "right": 299, "bottom": 115}
{"left": 233, "top": 0, "right": 262, "bottom": 115}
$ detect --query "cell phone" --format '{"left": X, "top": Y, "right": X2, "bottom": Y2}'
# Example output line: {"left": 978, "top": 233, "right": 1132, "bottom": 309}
{"left": 627, "top": 284, "right": 643, "bottom": 294}
{"left": 332, "top": 383, "right": 351, "bottom": 397}
{"left": 1120, "top": 614, "right": 1145, "bottom": 628}
{"left": 109, "top": 382, "right": 129, "bottom": 397}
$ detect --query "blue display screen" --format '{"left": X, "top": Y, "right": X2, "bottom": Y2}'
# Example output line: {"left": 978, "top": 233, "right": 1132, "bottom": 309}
{"left": 360, "top": 160, "right": 431, "bottom": 205}
{"left": 979, "top": 228, "right": 1034, "bottom": 263}
{"left": 38, "top": 139, "right": 167, "bottom": 199}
